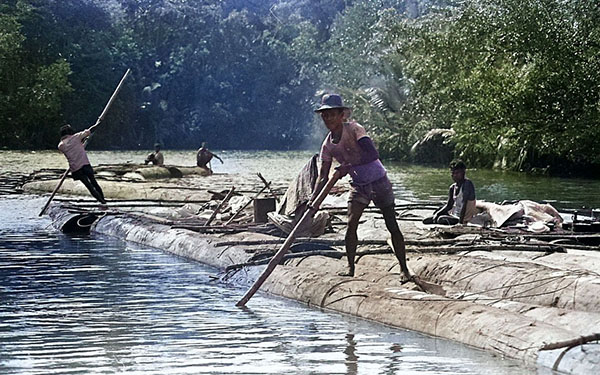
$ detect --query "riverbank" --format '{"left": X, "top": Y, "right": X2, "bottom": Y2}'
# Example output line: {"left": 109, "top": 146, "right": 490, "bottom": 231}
{"left": 22, "top": 166, "right": 600, "bottom": 375}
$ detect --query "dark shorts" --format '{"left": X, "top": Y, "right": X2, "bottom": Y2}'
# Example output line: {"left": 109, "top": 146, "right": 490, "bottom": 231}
{"left": 349, "top": 175, "right": 395, "bottom": 208}
{"left": 71, "top": 164, "right": 94, "bottom": 181}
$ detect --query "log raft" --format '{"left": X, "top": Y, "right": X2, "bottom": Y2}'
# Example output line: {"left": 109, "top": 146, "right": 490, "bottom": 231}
{"left": 21, "top": 170, "right": 600, "bottom": 374}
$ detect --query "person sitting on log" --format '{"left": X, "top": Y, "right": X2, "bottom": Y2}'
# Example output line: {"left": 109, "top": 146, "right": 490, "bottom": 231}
{"left": 196, "top": 142, "right": 223, "bottom": 171}
{"left": 58, "top": 124, "right": 107, "bottom": 207}
{"left": 144, "top": 143, "right": 164, "bottom": 166}
{"left": 310, "top": 93, "right": 411, "bottom": 281}
{"left": 423, "top": 159, "right": 476, "bottom": 225}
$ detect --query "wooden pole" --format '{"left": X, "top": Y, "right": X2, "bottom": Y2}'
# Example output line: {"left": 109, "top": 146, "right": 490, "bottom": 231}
{"left": 257, "top": 172, "right": 279, "bottom": 202}
{"left": 95, "top": 69, "right": 132, "bottom": 126}
{"left": 39, "top": 68, "right": 131, "bottom": 216}
{"left": 205, "top": 187, "right": 235, "bottom": 226}
{"left": 224, "top": 183, "right": 270, "bottom": 226}
{"left": 236, "top": 171, "right": 341, "bottom": 307}
{"left": 38, "top": 169, "right": 70, "bottom": 216}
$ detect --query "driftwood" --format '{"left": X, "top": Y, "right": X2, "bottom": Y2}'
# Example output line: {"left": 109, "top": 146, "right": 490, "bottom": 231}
{"left": 214, "top": 238, "right": 468, "bottom": 247}
{"left": 324, "top": 205, "right": 438, "bottom": 215}
{"left": 64, "top": 202, "right": 187, "bottom": 208}
{"left": 233, "top": 243, "right": 565, "bottom": 265}
{"left": 226, "top": 250, "right": 345, "bottom": 271}
{"left": 172, "top": 225, "right": 245, "bottom": 234}
{"left": 54, "top": 197, "right": 209, "bottom": 204}
{"left": 540, "top": 333, "right": 600, "bottom": 350}
{"left": 205, "top": 187, "right": 235, "bottom": 226}
{"left": 410, "top": 244, "right": 565, "bottom": 254}
{"left": 257, "top": 172, "right": 279, "bottom": 202}
{"left": 172, "top": 223, "right": 279, "bottom": 235}
{"left": 224, "top": 183, "right": 270, "bottom": 226}
{"left": 123, "top": 211, "right": 174, "bottom": 224}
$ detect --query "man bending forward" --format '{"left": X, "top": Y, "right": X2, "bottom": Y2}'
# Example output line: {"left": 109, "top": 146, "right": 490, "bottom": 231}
{"left": 311, "top": 94, "right": 411, "bottom": 280}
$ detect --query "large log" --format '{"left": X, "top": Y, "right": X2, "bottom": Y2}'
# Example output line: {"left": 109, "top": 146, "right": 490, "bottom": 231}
{"left": 404, "top": 253, "right": 600, "bottom": 312}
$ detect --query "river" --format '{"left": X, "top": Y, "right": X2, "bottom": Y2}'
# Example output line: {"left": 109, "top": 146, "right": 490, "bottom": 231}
{"left": 3, "top": 149, "right": 600, "bottom": 209}
{"left": 3, "top": 149, "right": 592, "bottom": 374}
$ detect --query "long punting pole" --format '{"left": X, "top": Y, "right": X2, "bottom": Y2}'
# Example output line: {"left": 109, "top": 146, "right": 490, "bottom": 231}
{"left": 236, "top": 170, "right": 341, "bottom": 307}
{"left": 39, "top": 69, "right": 131, "bottom": 217}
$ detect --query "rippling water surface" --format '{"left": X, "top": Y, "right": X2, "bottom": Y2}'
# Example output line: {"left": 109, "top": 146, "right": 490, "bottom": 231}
{"left": 0, "top": 196, "right": 531, "bottom": 374}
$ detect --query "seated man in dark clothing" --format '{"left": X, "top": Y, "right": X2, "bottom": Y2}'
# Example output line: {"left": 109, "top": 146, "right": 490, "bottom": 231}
{"left": 144, "top": 143, "right": 164, "bottom": 166}
{"left": 423, "top": 160, "right": 476, "bottom": 225}
{"left": 196, "top": 142, "right": 223, "bottom": 170}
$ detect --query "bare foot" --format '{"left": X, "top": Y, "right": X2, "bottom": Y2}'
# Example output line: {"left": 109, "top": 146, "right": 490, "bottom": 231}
{"left": 400, "top": 273, "right": 416, "bottom": 284}
{"left": 337, "top": 269, "right": 355, "bottom": 277}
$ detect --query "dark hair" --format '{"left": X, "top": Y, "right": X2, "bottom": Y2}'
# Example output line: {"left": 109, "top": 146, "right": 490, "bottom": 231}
{"left": 450, "top": 159, "right": 467, "bottom": 171}
{"left": 59, "top": 124, "right": 74, "bottom": 137}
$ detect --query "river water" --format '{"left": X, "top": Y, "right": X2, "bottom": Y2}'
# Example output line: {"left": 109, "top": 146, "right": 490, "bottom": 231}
{"left": 2, "top": 149, "right": 593, "bottom": 374}
{"left": 3, "top": 149, "right": 600, "bottom": 208}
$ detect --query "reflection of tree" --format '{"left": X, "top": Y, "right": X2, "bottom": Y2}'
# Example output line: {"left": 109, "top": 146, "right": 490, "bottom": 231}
{"left": 344, "top": 333, "right": 358, "bottom": 375}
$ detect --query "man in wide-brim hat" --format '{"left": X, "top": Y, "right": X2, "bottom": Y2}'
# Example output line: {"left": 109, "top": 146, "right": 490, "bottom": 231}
{"left": 310, "top": 93, "right": 412, "bottom": 280}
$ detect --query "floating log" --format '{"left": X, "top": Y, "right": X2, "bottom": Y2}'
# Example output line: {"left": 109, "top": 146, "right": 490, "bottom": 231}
{"left": 61, "top": 199, "right": 600, "bottom": 372}
{"left": 50, "top": 208, "right": 101, "bottom": 233}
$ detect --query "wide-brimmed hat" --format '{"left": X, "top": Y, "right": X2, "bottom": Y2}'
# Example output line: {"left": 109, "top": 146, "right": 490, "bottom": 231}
{"left": 315, "top": 94, "right": 350, "bottom": 112}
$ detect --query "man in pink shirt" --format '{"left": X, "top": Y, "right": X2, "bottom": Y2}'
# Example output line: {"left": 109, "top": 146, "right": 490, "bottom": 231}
{"left": 58, "top": 124, "right": 107, "bottom": 206}
{"left": 311, "top": 94, "right": 411, "bottom": 280}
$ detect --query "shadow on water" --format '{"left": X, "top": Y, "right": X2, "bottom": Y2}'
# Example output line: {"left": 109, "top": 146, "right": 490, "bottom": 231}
{"left": 0, "top": 196, "right": 534, "bottom": 374}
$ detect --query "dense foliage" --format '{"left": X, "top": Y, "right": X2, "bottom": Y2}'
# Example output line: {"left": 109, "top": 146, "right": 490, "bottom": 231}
{"left": 1, "top": 0, "right": 599, "bottom": 174}
{"left": 388, "top": 0, "right": 600, "bottom": 173}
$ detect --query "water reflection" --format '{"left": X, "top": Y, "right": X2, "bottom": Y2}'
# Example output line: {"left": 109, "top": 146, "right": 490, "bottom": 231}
{"left": 344, "top": 333, "right": 358, "bottom": 375}
{"left": 0, "top": 196, "right": 531, "bottom": 374}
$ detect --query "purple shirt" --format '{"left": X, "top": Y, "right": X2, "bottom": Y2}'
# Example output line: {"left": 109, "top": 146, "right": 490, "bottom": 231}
{"left": 58, "top": 129, "right": 91, "bottom": 172}
{"left": 320, "top": 121, "right": 387, "bottom": 184}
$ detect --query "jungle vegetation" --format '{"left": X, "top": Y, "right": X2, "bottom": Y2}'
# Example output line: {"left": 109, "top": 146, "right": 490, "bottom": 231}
{"left": 1, "top": 0, "right": 599, "bottom": 175}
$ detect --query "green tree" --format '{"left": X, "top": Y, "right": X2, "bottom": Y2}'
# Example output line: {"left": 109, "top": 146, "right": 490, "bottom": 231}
{"left": 389, "top": 0, "right": 600, "bottom": 172}
{"left": 0, "top": 3, "right": 73, "bottom": 149}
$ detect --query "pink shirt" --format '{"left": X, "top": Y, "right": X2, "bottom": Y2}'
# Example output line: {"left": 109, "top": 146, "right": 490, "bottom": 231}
{"left": 58, "top": 129, "right": 91, "bottom": 172}
{"left": 320, "top": 121, "right": 386, "bottom": 184}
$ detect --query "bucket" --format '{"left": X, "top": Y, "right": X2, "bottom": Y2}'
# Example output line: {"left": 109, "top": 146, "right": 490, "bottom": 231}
{"left": 254, "top": 197, "right": 276, "bottom": 223}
